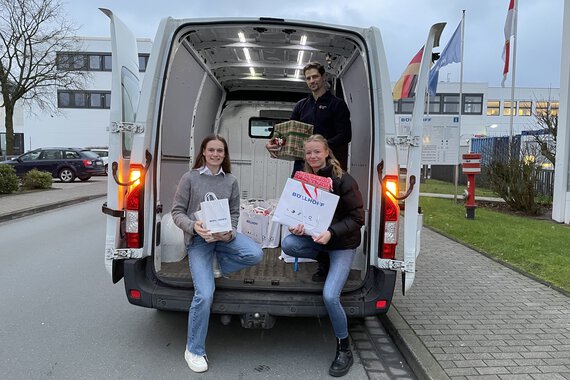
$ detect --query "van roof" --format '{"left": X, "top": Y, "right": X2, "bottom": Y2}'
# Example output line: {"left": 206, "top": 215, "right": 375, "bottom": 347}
{"left": 171, "top": 18, "right": 368, "bottom": 93}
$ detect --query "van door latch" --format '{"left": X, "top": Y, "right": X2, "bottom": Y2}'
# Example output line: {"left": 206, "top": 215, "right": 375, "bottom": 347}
{"left": 106, "top": 248, "right": 143, "bottom": 260}
{"left": 111, "top": 122, "right": 145, "bottom": 134}
{"left": 102, "top": 202, "right": 125, "bottom": 218}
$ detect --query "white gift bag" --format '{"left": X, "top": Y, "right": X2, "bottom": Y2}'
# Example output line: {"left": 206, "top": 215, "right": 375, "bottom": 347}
{"left": 239, "top": 208, "right": 269, "bottom": 245}
{"left": 273, "top": 178, "right": 340, "bottom": 236}
{"left": 200, "top": 192, "right": 232, "bottom": 233}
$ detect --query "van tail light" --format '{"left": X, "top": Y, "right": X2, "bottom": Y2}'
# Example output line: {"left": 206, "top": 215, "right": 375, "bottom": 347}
{"left": 379, "top": 175, "right": 399, "bottom": 259}
{"left": 125, "top": 164, "right": 144, "bottom": 248}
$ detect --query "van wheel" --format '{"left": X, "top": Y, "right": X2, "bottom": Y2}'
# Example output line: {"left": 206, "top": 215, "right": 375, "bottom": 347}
{"left": 58, "top": 168, "right": 76, "bottom": 182}
{"left": 79, "top": 175, "right": 91, "bottom": 182}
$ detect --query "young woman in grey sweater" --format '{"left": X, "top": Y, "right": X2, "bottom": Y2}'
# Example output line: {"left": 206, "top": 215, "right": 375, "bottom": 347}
{"left": 171, "top": 134, "right": 263, "bottom": 373}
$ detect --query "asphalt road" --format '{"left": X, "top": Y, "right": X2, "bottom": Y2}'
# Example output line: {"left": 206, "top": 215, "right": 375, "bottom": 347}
{"left": 0, "top": 200, "right": 380, "bottom": 379}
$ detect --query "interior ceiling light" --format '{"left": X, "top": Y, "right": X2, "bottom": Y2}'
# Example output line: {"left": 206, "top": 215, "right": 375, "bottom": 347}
{"left": 238, "top": 32, "right": 246, "bottom": 43}
{"left": 249, "top": 67, "right": 256, "bottom": 76}
{"left": 300, "top": 35, "right": 307, "bottom": 45}
{"left": 297, "top": 51, "right": 304, "bottom": 65}
{"left": 294, "top": 69, "right": 300, "bottom": 78}
{"left": 243, "top": 47, "right": 251, "bottom": 63}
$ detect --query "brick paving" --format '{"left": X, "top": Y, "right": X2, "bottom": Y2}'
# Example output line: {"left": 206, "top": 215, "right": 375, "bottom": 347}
{"left": 391, "top": 228, "right": 570, "bottom": 380}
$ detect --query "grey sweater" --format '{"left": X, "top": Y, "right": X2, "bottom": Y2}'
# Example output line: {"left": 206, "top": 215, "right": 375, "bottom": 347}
{"left": 171, "top": 169, "right": 240, "bottom": 246}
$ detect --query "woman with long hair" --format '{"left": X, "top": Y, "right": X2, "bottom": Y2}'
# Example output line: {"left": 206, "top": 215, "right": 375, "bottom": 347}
{"left": 281, "top": 134, "right": 364, "bottom": 377}
{"left": 171, "top": 134, "right": 263, "bottom": 373}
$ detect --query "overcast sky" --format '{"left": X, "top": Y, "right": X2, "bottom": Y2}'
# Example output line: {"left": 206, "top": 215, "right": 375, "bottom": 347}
{"left": 64, "top": 0, "right": 564, "bottom": 89}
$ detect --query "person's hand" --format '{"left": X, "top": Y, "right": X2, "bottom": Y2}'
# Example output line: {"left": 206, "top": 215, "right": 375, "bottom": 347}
{"left": 312, "top": 230, "right": 332, "bottom": 245}
{"left": 211, "top": 231, "right": 233, "bottom": 242}
{"left": 288, "top": 224, "right": 305, "bottom": 236}
{"left": 265, "top": 140, "right": 280, "bottom": 158}
{"left": 194, "top": 220, "right": 215, "bottom": 242}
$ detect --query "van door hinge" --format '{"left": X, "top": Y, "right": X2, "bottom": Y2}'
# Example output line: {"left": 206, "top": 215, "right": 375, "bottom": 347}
{"left": 378, "top": 259, "right": 415, "bottom": 273}
{"left": 386, "top": 136, "right": 420, "bottom": 147}
{"left": 111, "top": 122, "right": 145, "bottom": 134}
{"left": 106, "top": 248, "right": 143, "bottom": 260}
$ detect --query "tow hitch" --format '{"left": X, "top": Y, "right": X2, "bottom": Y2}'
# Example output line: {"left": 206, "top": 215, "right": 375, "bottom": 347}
{"left": 240, "top": 312, "right": 276, "bottom": 329}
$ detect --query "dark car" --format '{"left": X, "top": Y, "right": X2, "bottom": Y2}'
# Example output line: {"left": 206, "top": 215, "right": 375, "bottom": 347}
{"left": 1, "top": 147, "right": 106, "bottom": 182}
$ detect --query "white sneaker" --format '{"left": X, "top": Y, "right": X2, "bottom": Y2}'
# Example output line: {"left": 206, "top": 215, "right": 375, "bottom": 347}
{"left": 213, "top": 257, "right": 222, "bottom": 278}
{"left": 185, "top": 349, "right": 208, "bottom": 372}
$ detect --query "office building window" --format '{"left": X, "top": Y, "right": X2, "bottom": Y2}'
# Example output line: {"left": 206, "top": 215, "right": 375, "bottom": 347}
{"left": 535, "top": 101, "right": 548, "bottom": 116}
{"left": 551, "top": 101, "right": 559, "bottom": 116}
{"left": 58, "top": 90, "right": 111, "bottom": 109}
{"left": 487, "top": 100, "right": 500, "bottom": 116}
{"left": 518, "top": 101, "right": 532, "bottom": 116}
{"left": 503, "top": 101, "right": 517, "bottom": 116}
{"left": 58, "top": 52, "right": 149, "bottom": 72}
{"left": 463, "top": 94, "right": 483, "bottom": 114}
{"left": 442, "top": 94, "right": 460, "bottom": 113}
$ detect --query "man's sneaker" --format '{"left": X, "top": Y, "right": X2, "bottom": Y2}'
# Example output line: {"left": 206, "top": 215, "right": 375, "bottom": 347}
{"left": 213, "top": 257, "right": 222, "bottom": 278}
{"left": 185, "top": 349, "right": 208, "bottom": 373}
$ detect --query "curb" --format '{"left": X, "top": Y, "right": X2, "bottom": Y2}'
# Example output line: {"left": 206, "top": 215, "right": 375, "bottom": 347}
{"left": 0, "top": 194, "right": 106, "bottom": 223}
{"left": 380, "top": 306, "right": 450, "bottom": 380}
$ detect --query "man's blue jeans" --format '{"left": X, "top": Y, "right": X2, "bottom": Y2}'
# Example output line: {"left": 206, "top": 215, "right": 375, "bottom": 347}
{"left": 186, "top": 233, "right": 263, "bottom": 356}
{"left": 281, "top": 234, "right": 356, "bottom": 339}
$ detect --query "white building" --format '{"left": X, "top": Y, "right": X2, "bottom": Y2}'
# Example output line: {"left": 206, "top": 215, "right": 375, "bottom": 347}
{"left": 1, "top": 37, "right": 152, "bottom": 155}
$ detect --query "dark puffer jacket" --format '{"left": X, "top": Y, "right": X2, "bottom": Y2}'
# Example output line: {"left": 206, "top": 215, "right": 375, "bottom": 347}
{"left": 316, "top": 165, "right": 365, "bottom": 250}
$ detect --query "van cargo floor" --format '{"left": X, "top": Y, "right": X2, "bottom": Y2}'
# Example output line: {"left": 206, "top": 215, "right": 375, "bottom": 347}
{"left": 157, "top": 247, "right": 363, "bottom": 291}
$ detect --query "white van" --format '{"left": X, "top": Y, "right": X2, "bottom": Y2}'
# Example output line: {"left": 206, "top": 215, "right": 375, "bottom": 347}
{"left": 102, "top": 10, "right": 433, "bottom": 328}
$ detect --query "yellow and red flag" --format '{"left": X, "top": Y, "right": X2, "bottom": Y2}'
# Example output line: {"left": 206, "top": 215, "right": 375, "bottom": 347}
{"left": 392, "top": 47, "right": 423, "bottom": 100}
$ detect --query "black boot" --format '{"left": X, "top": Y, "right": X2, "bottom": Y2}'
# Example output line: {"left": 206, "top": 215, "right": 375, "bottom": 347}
{"left": 311, "top": 252, "right": 330, "bottom": 282}
{"left": 329, "top": 337, "right": 353, "bottom": 377}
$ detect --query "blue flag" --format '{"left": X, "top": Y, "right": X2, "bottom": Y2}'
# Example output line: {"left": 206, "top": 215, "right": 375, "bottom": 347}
{"left": 428, "top": 20, "right": 462, "bottom": 96}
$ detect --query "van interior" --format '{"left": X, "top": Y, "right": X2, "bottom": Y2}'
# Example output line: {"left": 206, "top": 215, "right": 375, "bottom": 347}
{"left": 153, "top": 21, "right": 375, "bottom": 292}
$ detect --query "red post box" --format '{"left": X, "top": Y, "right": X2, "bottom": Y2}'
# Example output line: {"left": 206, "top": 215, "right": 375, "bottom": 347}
{"left": 462, "top": 153, "right": 481, "bottom": 219}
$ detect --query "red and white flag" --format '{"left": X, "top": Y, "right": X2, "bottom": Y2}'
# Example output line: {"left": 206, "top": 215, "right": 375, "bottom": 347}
{"left": 501, "top": 0, "right": 516, "bottom": 87}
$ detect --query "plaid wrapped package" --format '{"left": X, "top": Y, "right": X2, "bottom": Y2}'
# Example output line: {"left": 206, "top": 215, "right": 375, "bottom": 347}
{"left": 271, "top": 121, "right": 313, "bottom": 160}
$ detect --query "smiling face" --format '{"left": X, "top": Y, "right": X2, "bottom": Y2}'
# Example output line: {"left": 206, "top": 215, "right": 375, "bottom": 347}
{"left": 202, "top": 139, "right": 225, "bottom": 172}
{"left": 304, "top": 140, "right": 329, "bottom": 171}
{"left": 304, "top": 68, "right": 326, "bottom": 96}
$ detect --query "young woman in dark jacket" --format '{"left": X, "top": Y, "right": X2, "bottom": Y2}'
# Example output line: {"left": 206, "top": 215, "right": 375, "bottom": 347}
{"left": 281, "top": 134, "right": 364, "bottom": 377}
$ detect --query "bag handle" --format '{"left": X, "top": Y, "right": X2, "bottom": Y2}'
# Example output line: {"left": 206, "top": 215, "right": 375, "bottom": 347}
{"left": 204, "top": 192, "right": 218, "bottom": 201}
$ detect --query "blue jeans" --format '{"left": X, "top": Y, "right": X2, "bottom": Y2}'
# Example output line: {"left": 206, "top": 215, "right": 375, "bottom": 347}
{"left": 281, "top": 234, "right": 355, "bottom": 339}
{"left": 186, "top": 233, "right": 263, "bottom": 356}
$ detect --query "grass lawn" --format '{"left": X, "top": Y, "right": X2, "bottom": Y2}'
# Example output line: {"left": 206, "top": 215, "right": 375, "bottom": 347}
{"left": 420, "top": 197, "right": 570, "bottom": 293}
{"left": 418, "top": 178, "right": 497, "bottom": 198}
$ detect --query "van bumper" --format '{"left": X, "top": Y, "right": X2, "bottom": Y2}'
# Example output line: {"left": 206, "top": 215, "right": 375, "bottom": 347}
{"left": 121, "top": 258, "right": 397, "bottom": 318}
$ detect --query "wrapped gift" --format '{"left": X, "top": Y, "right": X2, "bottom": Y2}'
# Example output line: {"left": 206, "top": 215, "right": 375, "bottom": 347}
{"left": 293, "top": 171, "right": 333, "bottom": 191}
{"left": 271, "top": 120, "right": 313, "bottom": 160}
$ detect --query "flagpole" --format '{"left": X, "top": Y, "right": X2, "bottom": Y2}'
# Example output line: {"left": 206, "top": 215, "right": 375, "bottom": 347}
{"left": 508, "top": 0, "right": 518, "bottom": 151}
{"left": 454, "top": 10, "right": 466, "bottom": 203}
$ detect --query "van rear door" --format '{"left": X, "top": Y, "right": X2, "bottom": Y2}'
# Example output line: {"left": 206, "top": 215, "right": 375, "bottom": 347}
{"left": 100, "top": 8, "right": 141, "bottom": 282}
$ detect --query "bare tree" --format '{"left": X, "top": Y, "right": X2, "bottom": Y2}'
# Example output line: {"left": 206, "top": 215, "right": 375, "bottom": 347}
{"left": 0, "top": 0, "right": 89, "bottom": 155}
{"left": 527, "top": 98, "right": 558, "bottom": 167}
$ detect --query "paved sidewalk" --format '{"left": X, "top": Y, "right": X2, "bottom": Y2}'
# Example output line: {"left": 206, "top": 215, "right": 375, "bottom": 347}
{"left": 1, "top": 181, "right": 568, "bottom": 379}
{"left": 386, "top": 228, "right": 570, "bottom": 380}
{"left": 0, "top": 177, "right": 107, "bottom": 223}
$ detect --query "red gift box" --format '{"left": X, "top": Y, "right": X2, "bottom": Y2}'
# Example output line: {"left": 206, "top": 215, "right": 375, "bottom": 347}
{"left": 293, "top": 171, "right": 333, "bottom": 192}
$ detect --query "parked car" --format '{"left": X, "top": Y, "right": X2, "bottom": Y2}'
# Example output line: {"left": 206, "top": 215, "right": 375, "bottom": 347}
{"left": 1, "top": 147, "right": 106, "bottom": 182}
{"left": 88, "top": 148, "right": 109, "bottom": 175}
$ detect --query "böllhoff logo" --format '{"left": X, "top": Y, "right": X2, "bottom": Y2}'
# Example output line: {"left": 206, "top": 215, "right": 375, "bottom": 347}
{"left": 291, "top": 192, "right": 325, "bottom": 207}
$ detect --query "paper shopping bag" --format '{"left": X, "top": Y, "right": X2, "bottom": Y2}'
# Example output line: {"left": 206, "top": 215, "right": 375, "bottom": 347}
{"left": 238, "top": 208, "right": 269, "bottom": 245}
{"left": 200, "top": 192, "right": 232, "bottom": 233}
{"left": 272, "top": 178, "right": 339, "bottom": 236}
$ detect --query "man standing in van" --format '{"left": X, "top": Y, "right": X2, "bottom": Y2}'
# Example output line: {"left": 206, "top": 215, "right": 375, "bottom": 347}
{"left": 266, "top": 61, "right": 352, "bottom": 282}
{"left": 266, "top": 61, "right": 352, "bottom": 171}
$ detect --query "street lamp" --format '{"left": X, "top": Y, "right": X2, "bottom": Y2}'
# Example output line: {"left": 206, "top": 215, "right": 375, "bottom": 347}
{"left": 484, "top": 124, "right": 498, "bottom": 136}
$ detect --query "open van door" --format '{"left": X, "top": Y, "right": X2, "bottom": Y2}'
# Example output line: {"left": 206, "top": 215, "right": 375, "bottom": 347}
{"left": 376, "top": 23, "right": 445, "bottom": 294}
{"left": 100, "top": 8, "right": 141, "bottom": 283}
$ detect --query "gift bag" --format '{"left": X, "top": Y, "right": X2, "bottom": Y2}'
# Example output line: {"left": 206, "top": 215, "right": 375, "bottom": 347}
{"left": 200, "top": 192, "right": 232, "bottom": 233}
{"left": 239, "top": 208, "right": 270, "bottom": 245}
{"left": 272, "top": 178, "right": 339, "bottom": 236}
{"left": 271, "top": 120, "right": 313, "bottom": 160}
